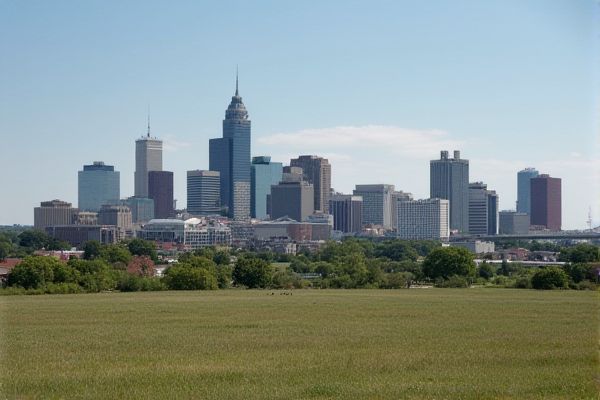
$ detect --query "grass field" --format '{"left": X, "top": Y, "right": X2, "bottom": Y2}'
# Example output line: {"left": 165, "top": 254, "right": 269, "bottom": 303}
{"left": 1, "top": 289, "right": 598, "bottom": 399}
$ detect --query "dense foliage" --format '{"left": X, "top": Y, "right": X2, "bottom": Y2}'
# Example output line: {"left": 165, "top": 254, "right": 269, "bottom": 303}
{"left": 2, "top": 237, "right": 599, "bottom": 294}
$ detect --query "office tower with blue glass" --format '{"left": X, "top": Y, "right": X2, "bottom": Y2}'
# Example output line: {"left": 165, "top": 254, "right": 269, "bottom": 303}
{"left": 187, "top": 170, "right": 221, "bottom": 216}
{"left": 430, "top": 150, "right": 469, "bottom": 233}
{"left": 251, "top": 156, "right": 283, "bottom": 220}
{"left": 209, "top": 75, "right": 251, "bottom": 220}
{"left": 516, "top": 167, "right": 539, "bottom": 214}
{"left": 78, "top": 161, "right": 120, "bottom": 212}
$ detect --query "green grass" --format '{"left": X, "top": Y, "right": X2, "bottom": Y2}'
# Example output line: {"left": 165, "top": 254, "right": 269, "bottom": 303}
{"left": 1, "top": 289, "right": 598, "bottom": 399}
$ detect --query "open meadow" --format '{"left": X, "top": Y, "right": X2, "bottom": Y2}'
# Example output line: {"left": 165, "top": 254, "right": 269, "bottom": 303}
{"left": 1, "top": 289, "right": 598, "bottom": 399}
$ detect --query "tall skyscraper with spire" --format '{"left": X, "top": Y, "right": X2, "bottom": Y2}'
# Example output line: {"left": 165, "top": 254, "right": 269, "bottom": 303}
{"left": 135, "top": 116, "right": 163, "bottom": 198}
{"left": 209, "top": 73, "right": 251, "bottom": 220}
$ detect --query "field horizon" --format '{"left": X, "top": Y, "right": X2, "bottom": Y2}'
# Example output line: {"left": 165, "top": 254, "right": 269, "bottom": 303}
{"left": 1, "top": 289, "right": 598, "bottom": 399}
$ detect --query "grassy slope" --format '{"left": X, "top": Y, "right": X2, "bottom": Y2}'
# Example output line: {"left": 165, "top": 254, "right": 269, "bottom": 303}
{"left": 1, "top": 289, "right": 598, "bottom": 399}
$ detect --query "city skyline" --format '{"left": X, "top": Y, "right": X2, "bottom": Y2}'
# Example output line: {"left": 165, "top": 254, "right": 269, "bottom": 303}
{"left": 1, "top": 1, "right": 598, "bottom": 228}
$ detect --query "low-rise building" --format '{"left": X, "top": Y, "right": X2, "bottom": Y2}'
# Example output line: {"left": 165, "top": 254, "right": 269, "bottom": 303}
{"left": 138, "top": 218, "right": 232, "bottom": 249}
{"left": 451, "top": 241, "right": 495, "bottom": 254}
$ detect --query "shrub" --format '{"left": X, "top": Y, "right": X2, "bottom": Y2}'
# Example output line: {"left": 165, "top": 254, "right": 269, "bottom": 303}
{"left": 232, "top": 257, "right": 273, "bottom": 289}
{"left": 435, "top": 275, "right": 469, "bottom": 288}
{"left": 514, "top": 276, "right": 532, "bottom": 289}
{"left": 164, "top": 265, "right": 218, "bottom": 290}
{"left": 531, "top": 267, "right": 569, "bottom": 290}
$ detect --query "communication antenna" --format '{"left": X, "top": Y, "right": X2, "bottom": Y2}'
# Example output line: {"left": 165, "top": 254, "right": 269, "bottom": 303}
{"left": 587, "top": 206, "right": 592, "bottom": 231}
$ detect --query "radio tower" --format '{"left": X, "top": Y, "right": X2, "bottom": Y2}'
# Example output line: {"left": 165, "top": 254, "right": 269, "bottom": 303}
{"left": 587, "top": 207, "right": 592, "bottom": 231}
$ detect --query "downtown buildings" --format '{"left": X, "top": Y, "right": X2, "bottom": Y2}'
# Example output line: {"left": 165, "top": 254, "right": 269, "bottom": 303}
{"left": 187, "top": 170, "right": 221, "bottom": 216}
{"left": 290, "top": 155, "right": 331, "bottom": 214}
{"left": 530, "top": 174, "right": 562, "bottom": 231}
{"left": 134, "top": 123, "right": 163, "bottom": 198}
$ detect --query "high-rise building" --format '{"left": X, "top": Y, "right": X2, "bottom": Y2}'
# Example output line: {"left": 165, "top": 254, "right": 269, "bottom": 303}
{"left": 353, "top": 184, "right": 394, "bottom": 229}
{"left": 98, "top": 204, "right": 133, "bottom": 240}
{"left": 499, "top": 211, "right": 530, "bottom": 235}
{"left": 209, "top": 75, "right": 251, "bottom": 221}
{"left": 391, "top": 191, "right": 414, "bottom": 231}
{"left": 134, "top": 121, "right": 163, "bottom": 198}
{"left": 517, "top": 168, "right": 539, "bottom": 214}
{"left": 270, "top": 171, "right": 314, "bottom": 222}
{"left": 329, "top": 194, "right": 363, "bottom": 233}
{"left": 124, "top": 197, "right": 155, "bottom": 223}
{"left": 187, "top": 170, "right": 221, "bottom": 216}
{"left": 430, "top": 150, "right": 469, "bottom": 232}
{"left": 34, "top": 200, "right": 78, "bottom": 230}
{"left": 396, "top": 198, "right": 449, "bottom": 240}
{"left": 78, "top": 161, "right": 120, "bottom": 212}
{"left": 290, "top": 155, "right": 331, "bottom": 213}
{"left": 251, "top": 156, "right": 283, "bottom": 219}
{"left": 148, "top": 171, "right": 174, "bottom": 219}
{"left": 530, "top": 174, "right": 561, "bottom": 231}
{"left": 468, "top": 182, "right": 499, "bottom": 235}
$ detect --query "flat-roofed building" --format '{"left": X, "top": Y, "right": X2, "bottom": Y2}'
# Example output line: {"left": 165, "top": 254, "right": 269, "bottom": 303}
{"left": 34, "top": 200, "right": 78, "bottom": 230}
{"left": 396, "top": 198, "right": 449, "bottom": 241}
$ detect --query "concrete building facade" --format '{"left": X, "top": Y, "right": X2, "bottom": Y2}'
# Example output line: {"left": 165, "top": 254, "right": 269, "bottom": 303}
{"left": 499, "top": 211, "right": 530, "bottom": 235}
{"left": 134, "top": 126, "right": 163, "bottom": 198}
{"left": 430, "top": 150, "right": 469, "bottom": 233}
{"left": 270, "top": 180, "right": 314, "bottom": 222}
{"left": 396, "top": 198, "right": 449, "bottom": 240}
{"left": 34, "top": 200, "right": 78, "bottom": 230}
{"left": 468, "top": 182, "right": 499, "bottom": 235}
{"left": 353, "top": 184, "right": 394, "bottom": 229}
{"left": 290, "top": 155, "right": 331, "bottom": 213}
{"left": 329, "top": 194, "right": 363, "bottom": 233}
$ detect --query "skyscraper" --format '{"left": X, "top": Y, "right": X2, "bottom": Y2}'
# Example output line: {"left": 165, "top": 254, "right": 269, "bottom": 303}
{"left": 209, "top": 74, "right": 251, "bottom": 221}
{"left": 78, "top": 161, "right": 120, "bottom": 212}
{"left": 290, "top": 155, "right": 331, "bottom": 213}
{"left": 148, "top": 171, "right": 174, "bottom": 219}
{"left": 251, "top": 156, "right": 283, "bottom": 220}
{"left": 530, "top": 174, "right": 561, "bottom": 231}
{"left": 124, "top": 197, "right": 154, "bottom": 223}
{"left": 430, "top": 150, "right": 469, "bottom": 233}
{"left": 468, "top": 182, "right": 498, "bottom": 235}
{"left": 396, "top": 198, "right": 449, "bottom": 240}
{"left": 329, "top": 194, "right": 363, "bottom": 233}
{"left": 499, "top": 211, "right": 530, "bottom": 235}
{"left": 517, "top": 168, "right": 539, "bottom": 214}
{"left": 353, "top": 184, "right": 394, "bottom": 229}
{"left": 187, "top": 170, "right": 221, "bottom": 216}
{"left": 270, "top": 169, "right": 314, "bottom": 222}
{"left": 391, "top": 190, "right": 414, "bottom": 231}
{"left": 34, "top": 200, "right": 78, "bottom": 230}
{"left": 134, "top": 120, "right": 163, "bottom": 198}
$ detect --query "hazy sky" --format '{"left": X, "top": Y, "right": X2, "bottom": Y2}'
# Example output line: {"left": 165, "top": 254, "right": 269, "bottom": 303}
{"left": 1, "top": 0, "right": 598, "bottom": 229}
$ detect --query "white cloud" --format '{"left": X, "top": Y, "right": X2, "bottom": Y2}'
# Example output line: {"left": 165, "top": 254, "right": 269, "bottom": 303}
{"left": 163, "top": 135, "right": 192, "bottom": 152}
{"left": 258, "top": 125, "right": 462, "bottom": 158}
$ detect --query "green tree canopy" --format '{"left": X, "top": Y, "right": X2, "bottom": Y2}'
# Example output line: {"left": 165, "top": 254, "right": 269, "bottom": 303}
{"left": 531, "top": 267, "right": 569, "bottom": 290}
{"left": 127, "top": 238, "right": 158, "bottom": 262}
{"left": 559, "top": 244, "right": 600, "bottom": 264}
{"left": 82, "top": 240, "right": 102, "bottom": 260}
{"left": 422, "top": 247, "right": 476, "bottom": 280}
{"left": 232, "top": 257, "right": 273, "bottom": 288}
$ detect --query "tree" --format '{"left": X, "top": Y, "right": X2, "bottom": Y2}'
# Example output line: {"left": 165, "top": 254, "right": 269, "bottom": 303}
{"left": 0, "top": 240, "right": 12, "bottom": 260}
{"left": 422, "top": 247, "right": 476, "bottom": 280}
{"left": 531, "top": 267, "right": 569, "bottom": 290}
{"left": 164, "top": 265, "right": 217, "bottom": 290}
{"left": 7, "top": 256, "right": 62, "bottom": 289}
{"left": 82, "top": 240, "right": 102, "bottom": 260}
{"left": 232, "top": 257, "right": 273, "bottom": 288}
{"left": 18, "top": 230, "right": 50, "bottom": 250}
{"left": 101, "top": 244, "right": 132, "bottom": 264}
{"left": 559, "top": 244, "right": 600, "bottom": 264}
{"left": 127, "top": 256, "right": 155, "bottom": 277}
{"left": 478, "top": 263, "right": 495, "bottom": 280}
{"left": 127, "top": 238, "right": 158, "bottom": 261}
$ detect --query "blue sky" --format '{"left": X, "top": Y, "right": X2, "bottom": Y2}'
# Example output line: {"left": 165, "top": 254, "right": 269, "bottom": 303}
{"left": 1, "top": 0, "right": 598, "bottom": 228}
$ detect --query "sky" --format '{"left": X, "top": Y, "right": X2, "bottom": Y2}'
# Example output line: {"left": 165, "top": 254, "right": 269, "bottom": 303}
{"left": 0, "top": 0, "right": 598, "bottom": 229}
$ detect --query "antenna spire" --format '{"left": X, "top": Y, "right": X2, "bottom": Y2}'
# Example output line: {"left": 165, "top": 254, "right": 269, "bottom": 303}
{"left": 235, "top": 65, "right": 239, "bottom": 96}
{"left": 146, "top": 106, "right": 151, "bottom": 137}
